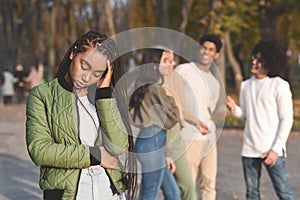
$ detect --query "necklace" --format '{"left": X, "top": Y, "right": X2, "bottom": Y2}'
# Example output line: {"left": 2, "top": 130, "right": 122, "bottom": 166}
{"left": 75, "top": 92, "right": 99, "bottom": 133}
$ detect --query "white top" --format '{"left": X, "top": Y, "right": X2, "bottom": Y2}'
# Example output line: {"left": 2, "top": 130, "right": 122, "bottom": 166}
{"left": 175, "top": 62, "right": 220, "bottom": 141}
{"left": 2, "top": 71, "right": 18, "bottom": 96}
{"left": 232, "top": 76, "right": 293, "bottom": 157}
{"left": 77, "top": 95, "right": 99, "bottom": 147}
{"left": 76, "top": 96, "right": 115, "bottom": 199}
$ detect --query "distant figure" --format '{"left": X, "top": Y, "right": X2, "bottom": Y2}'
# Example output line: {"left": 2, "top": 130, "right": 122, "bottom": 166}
{"left": 0, "top": 70, "right": 4, "bottom": 106}
{"left": 24, "top": 65, "right": 42, "bottom": 89}
{"left": 14, "top": 64, "right": 26, "bottom": 104}
{"left": 2, "top": 67, "right": 18, "bottom": 105}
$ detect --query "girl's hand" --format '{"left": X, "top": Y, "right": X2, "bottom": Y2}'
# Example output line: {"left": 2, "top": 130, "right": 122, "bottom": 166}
{"left": 99, "top": 146, "right": 119, "bottom": 170}
{"left": 165, "top": 157, "right": 176, "bottom": 174}
{"left": 226, "top": 96, "right": 237, "bottom": 112}
{"left": 97, "top": 60, "right": 113, "bottom": 88}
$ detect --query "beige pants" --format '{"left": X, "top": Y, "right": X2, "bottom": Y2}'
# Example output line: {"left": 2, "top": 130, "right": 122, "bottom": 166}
{"left": 183, "top": 140, "right": 217, "bottom": 200}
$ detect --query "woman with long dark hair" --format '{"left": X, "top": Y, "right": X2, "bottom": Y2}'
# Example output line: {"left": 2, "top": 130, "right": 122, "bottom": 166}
{"left": 26, "top": 30, "right": 136, "bottom": 200}
{"left": 129, "top": 48, "right": 180, "bottom": 200}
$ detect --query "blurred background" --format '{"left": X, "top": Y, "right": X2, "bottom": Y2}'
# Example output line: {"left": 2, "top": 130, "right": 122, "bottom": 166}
{"left": 1, "top": 1, "right": 300, "bottom": 199}
{"left": 1, "top": 0, "right": 300, "bottom": 126}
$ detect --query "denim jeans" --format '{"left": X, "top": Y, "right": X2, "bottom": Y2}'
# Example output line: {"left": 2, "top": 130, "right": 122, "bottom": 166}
{"left": 135, "top": 126, "right": 180, "bottom": 200}
{"left": 76, "top": 165, "right": 125, "bottom": 200}
{"left": 242, "top": 157, "right": 293, "bottom": 200}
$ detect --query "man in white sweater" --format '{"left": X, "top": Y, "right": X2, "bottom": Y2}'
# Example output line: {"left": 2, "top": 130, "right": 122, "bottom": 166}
{"left": 226, "top": 41, "right": 294, "bottom": 200}
{"left": 175, "top": 34, "right": 223, "bottom": 200}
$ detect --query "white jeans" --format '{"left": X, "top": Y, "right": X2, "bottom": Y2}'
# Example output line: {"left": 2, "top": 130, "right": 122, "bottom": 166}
{"left": 76, "top": 165, "right": 126, "bottom": 200}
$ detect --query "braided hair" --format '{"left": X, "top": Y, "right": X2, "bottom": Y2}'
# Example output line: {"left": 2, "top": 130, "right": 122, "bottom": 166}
{"left": 56, "top": 31, "right": 122, "bottom": 85}
{"left": 56, "top": 30, "right": 137, "bottom": 199}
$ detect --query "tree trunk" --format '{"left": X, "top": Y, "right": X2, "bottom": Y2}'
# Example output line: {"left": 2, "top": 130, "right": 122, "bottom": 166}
{"left": 1, "top": 0, "right": 9, "bottom": 66}
{"left": 93, "top": 1, "right": 101, "bottom": 31}
{"left": 215, "top": 37, "right": 226, "bottom": 89}
{"left": 104, "top": 0, "right": 116, "bottom": 36}
{"left": 1, "top": 0, "right": 15, "bottom": 67}
{"left": 224, "top": 31, "right": 243, "bottom": 94}
{"left": 47, "top": 0, "right": 57, "bottom": 78}
{"left": 179, "top": 0, "right": 194, "bottom": 33}
{"left": 156, "top": 0, "right": 169, "bottom": 28}
{"left": 35, "top": 0, "right": 44, "bottom": 66}
{"left": 259, "top": 1, "right": 278, "bottom": 41}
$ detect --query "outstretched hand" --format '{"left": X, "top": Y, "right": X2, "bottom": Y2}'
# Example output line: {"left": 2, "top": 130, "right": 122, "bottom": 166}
{"left": 226, "top": 96, "right": 237, "bottom": 112}
{"left": 97, "top": 60, "right": 113, "bottom": 88}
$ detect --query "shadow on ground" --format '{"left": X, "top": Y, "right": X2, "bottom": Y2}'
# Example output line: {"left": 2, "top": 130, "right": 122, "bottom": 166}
{"left": 0, "top": 153, "right": 42, "bottom": 200}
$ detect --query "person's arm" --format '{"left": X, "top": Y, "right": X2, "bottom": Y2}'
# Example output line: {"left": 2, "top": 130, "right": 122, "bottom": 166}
{"left": 173, "top": 67, "right": 210, "bottom": 133}
{"left": 95, "top": 87, "right": 129, "bottom": 156}
{"left": 173, "top": 64, "right": 196, "bottom": 125}
{"left": 173, "top": 73, "right": 199, "bottom": 126}
{"left": 13, "top": 75, "right": 18, "bottom": 83}
{"left": 23, "top": 71, "right": 33, "bottom": 83}
{"left": 271, "top": 80, "right": 293, "bottom": 155}
{"left": 152, "top": 85, "right": 180, "bottom": 130}
{"left": 262, "top": 81, "right": 293, "bottom": 167}
{"left": 95, "top": 60, "right": 129, "bottom": 156}
{"left": 26, "top": 87, "right": 97, "bottom": 169}
{"left": 227, "top": 82, "right": 246, "bottom": 120}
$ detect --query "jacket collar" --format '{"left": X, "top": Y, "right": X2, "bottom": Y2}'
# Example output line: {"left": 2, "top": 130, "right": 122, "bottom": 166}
{"left": 58, "top": 73, "right": 73, "bottom": 93}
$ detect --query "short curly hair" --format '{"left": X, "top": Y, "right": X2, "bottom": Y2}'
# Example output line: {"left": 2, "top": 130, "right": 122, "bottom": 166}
{"left": 199, "top": 34, "right": 223, "bottom": 53}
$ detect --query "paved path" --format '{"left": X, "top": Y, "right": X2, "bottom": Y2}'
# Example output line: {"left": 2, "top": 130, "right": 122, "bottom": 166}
{"left": 0, "top": 103, "right": 299, "bottom": 199}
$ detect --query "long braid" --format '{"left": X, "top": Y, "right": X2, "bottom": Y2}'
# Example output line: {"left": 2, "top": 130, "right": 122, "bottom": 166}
{"left": 108, "top": 39, "right": 138, "bottom": 200}
{"left": 114, "top": 78, "right": 138, "bottom": 200}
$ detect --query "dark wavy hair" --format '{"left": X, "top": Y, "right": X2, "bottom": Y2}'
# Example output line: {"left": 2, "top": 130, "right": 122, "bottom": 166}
{"left": 56, "top": 30, "right": 137, "bottom": 199}
{"left": 251, "top": 40, "right": 286, "bottom": 77}
{"left": 199, "top": 34, "right": 223, "bottom": 53}
{"left": 129, "top": 48, "right": 164, "bottom": 111}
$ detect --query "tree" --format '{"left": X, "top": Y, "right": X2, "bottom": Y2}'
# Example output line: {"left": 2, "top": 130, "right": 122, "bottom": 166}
{"left": 104, "top": 0, "right": 116, "bottom": 36}
{"left": 179, "top": 0, "right": 194, "bottom": 33}
{"left": 207, "top": 0, "right": 259, "bottom": 93}
{"left": 129, "top": 0, "right": 158, "bottom": 28}
{"left": 156, "top": 0, "right": 170, "bottom": 28}
{"left": 1, "top": 0, "right": 16, "bottom": 67}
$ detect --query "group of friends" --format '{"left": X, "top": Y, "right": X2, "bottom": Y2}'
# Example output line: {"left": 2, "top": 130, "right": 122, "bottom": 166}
{"left": 25, "top": 30, "right": 294, "bottom": 200}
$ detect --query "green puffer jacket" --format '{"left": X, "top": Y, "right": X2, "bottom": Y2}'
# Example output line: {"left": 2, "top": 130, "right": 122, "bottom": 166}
{"left": 26, "top": 78, "right": 129, "bottom": 200}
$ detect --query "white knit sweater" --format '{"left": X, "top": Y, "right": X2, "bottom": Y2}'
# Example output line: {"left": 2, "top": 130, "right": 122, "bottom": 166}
{"left": 175, "top": 62, "right": 220, "bottom": 141}
{"left": 232, "top": 76, "right": 293, "bottom": 157}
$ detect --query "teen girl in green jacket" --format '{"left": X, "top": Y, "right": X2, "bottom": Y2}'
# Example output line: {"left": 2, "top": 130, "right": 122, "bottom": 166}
{"left": 26, "top": 31, "right": 136, "bottom": 200}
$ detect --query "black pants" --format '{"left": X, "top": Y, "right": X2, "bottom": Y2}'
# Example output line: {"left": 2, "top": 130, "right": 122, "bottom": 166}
{"left": 3, "top": 96, "right": 13, "bottom": 105}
